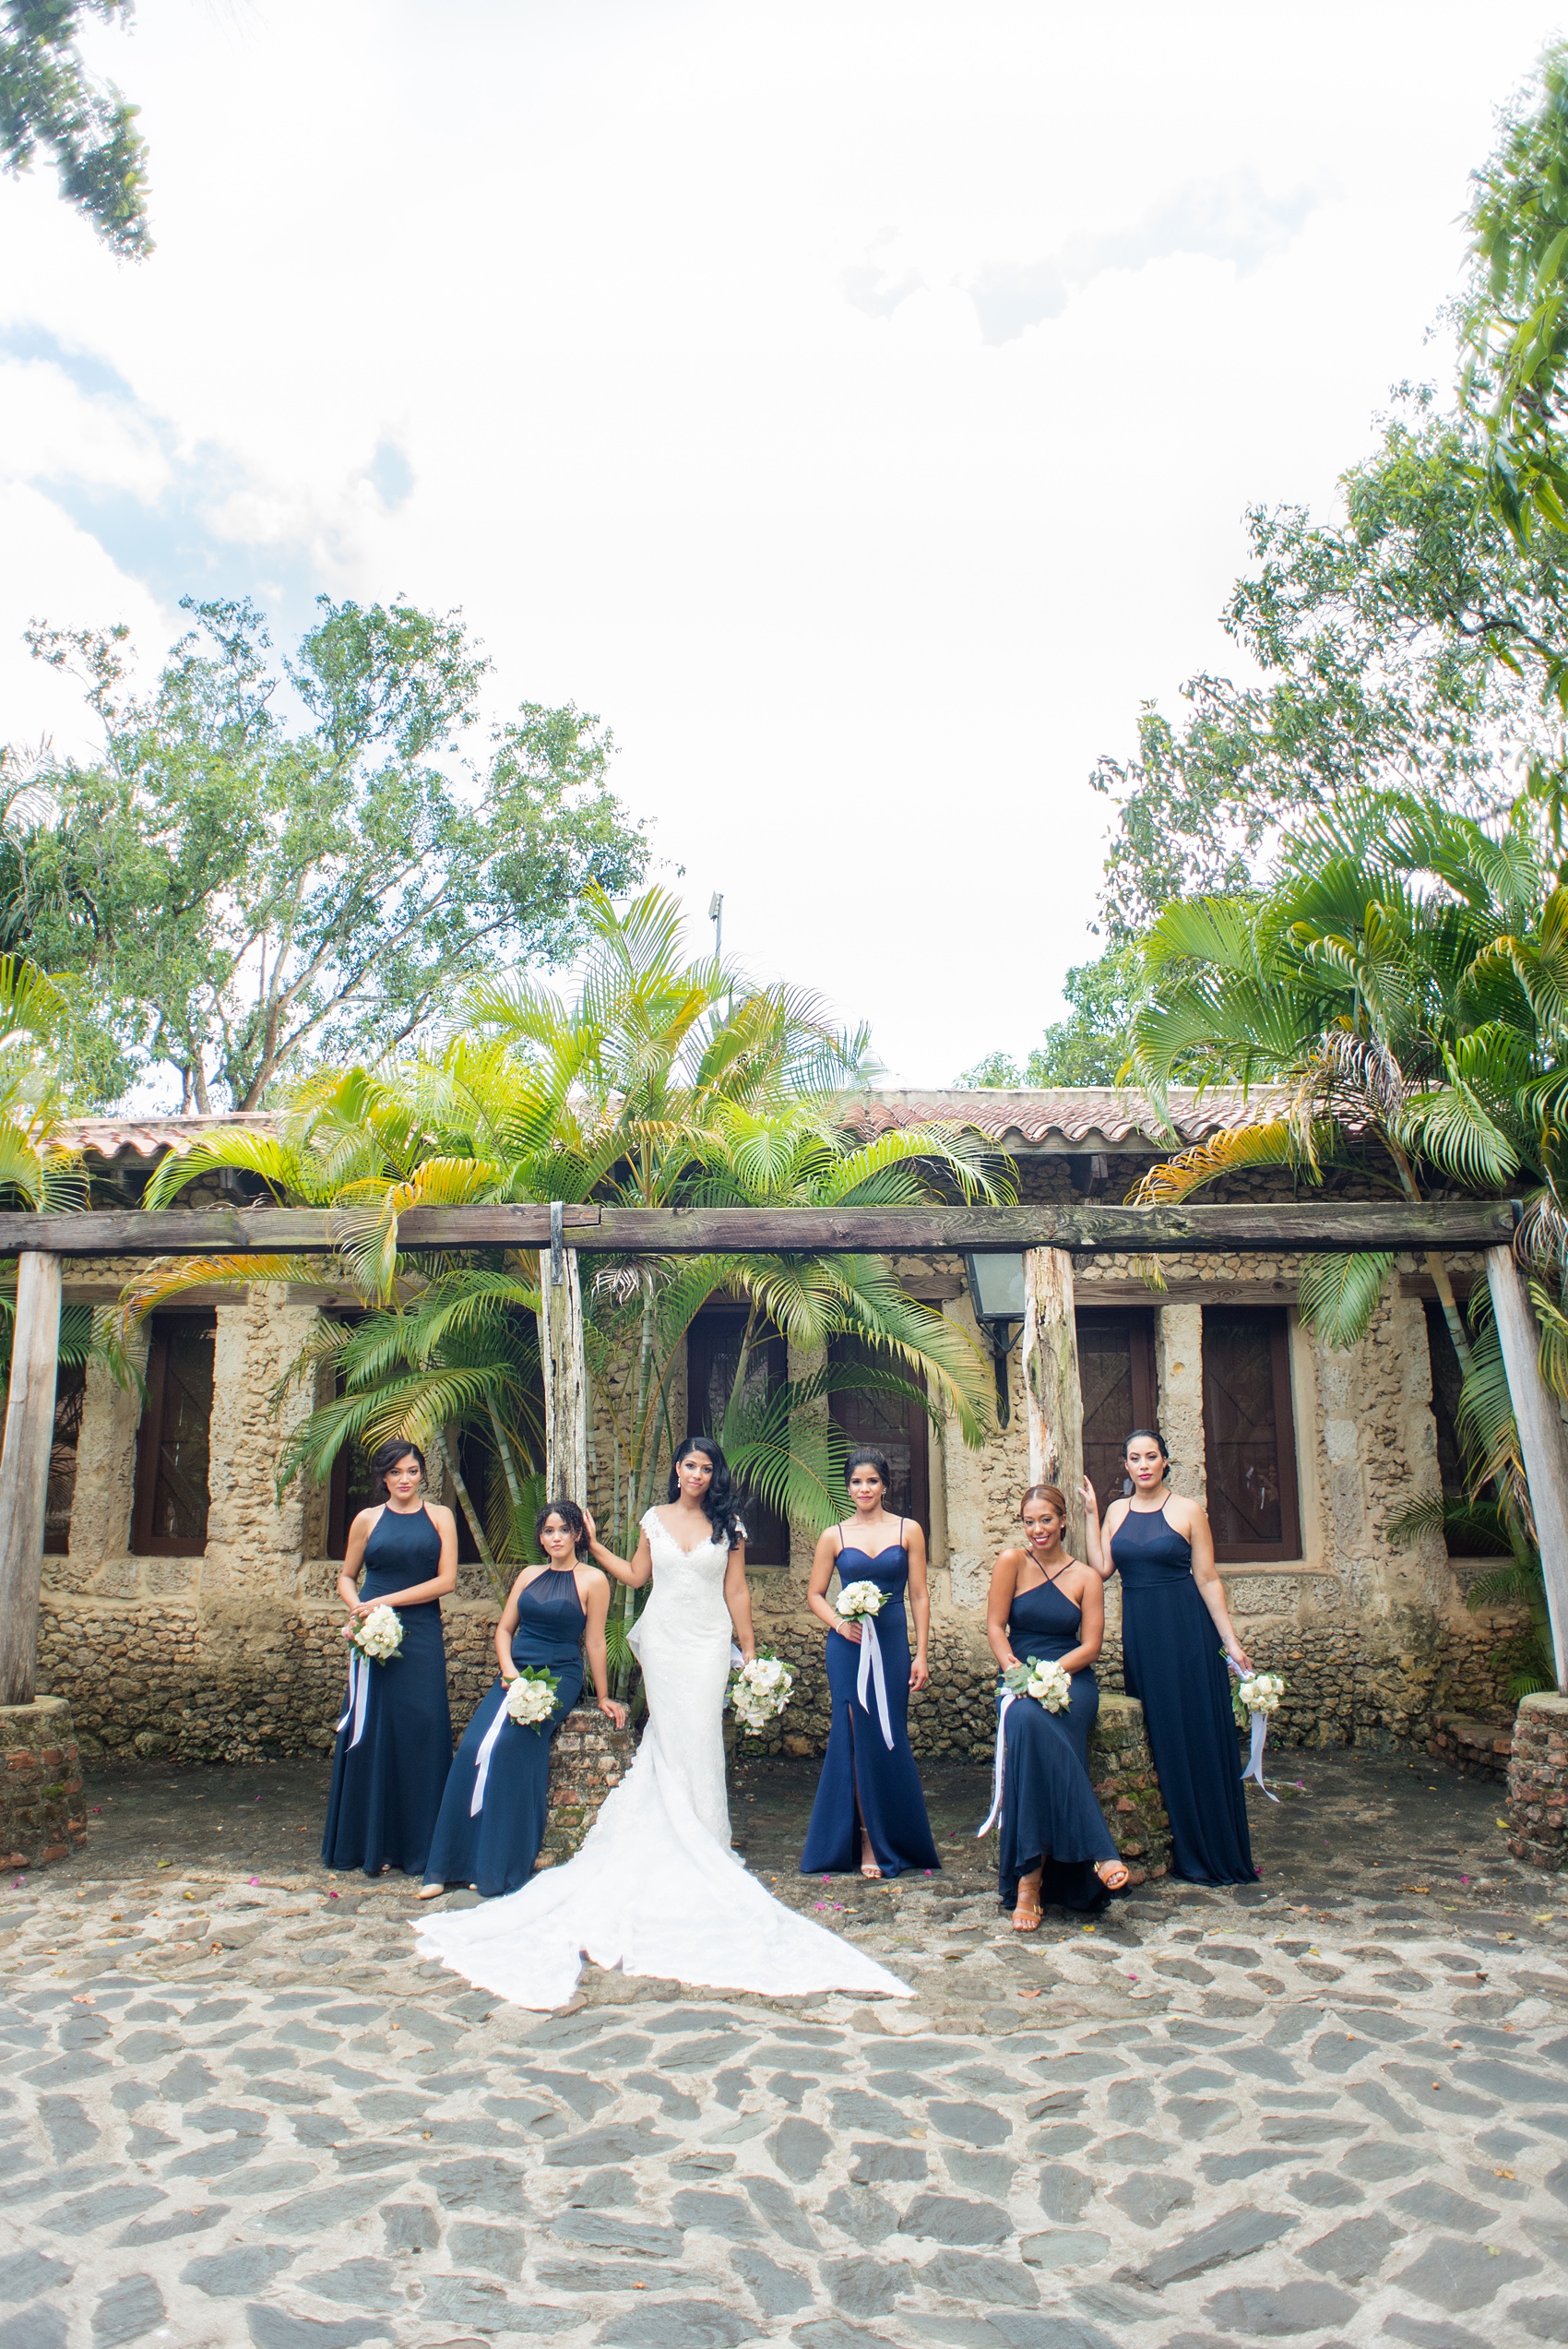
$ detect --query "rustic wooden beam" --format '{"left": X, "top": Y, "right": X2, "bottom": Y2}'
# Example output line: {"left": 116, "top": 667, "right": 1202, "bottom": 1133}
{"left": 1021, "top": 1248, "right": 1085, "bottom": 1551}
{"left": 0, "top": 1253, "right": 62, "bottom": 1707}
{"left": 1487, "top": 1246, "right": 1568, "bottom": 1691}
{"left": 540, "top": 1210, "right": 589, "bottom": 1506}
{"left": 0, "top": 1198, "right": 1518, "bottom": 1258}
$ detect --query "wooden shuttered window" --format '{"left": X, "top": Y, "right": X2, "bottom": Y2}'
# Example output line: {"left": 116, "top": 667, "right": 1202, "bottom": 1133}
{"left": 827, "top": 1333, "right": 930, "bottom": 1530}
{"left": 132, "top": 1313, "right": 216, "bottom": 1556}
{"left": 1077, "top": 1308, "right": 1158, "bottom": 1520}
{"left": 1201, "top": 1306, "right": 1301, "bottom": 1564}
{"left": 686, "top": 1306, "right": 789, "bottom": 1564}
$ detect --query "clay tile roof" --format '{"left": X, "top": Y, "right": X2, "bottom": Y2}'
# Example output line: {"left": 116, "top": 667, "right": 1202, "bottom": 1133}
{"left": 65, "top": 1113, "right": 276, "bottom": 1162}
{"left": 838, "top": 1086, "right": 1290, "bottom": 1152}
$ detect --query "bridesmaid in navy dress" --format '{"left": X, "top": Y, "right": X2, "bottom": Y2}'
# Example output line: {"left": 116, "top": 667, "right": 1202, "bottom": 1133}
{"left": 801, "top": 1449, "right": 940, "bottom": 1880}
{"left": 985, "top": 1485, "right": 1129, "bottom": 1926}
{"left": 1085, "top": 1427, "right": 1258, "bottom": 1885}
{"left": 421, "top": 1501, "right": 626, "bottom": 1898}
{"left": 322, "top": 1440, "right": 457, "bottom": 1878}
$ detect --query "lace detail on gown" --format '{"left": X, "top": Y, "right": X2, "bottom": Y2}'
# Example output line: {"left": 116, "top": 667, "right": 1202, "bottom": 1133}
{"left": 415, "top": 1508, "right": 910, "bottom": 2009}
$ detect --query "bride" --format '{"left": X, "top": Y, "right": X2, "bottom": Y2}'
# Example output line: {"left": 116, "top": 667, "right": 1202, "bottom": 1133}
{"left": 413, "top": 1436, "right": 910, "bottom": 2009}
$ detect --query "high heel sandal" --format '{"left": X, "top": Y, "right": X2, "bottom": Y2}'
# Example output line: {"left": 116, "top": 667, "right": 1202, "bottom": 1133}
{"left": 1095, "top": 1858, "right": 1131, "bottom": 1891}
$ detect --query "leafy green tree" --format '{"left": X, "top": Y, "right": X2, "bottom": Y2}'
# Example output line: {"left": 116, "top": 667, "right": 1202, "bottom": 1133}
{"left": 1090, "top": 399, "right": 1563, "bottom": 936}
{"left": 10, "top": 596, "right": 648, "bottom": 1110}
{"left": 0, "top": 1, "right": 150, "bottom": 256}
{"left": 121, "top": 890, "right": 1003, "bottom": 1669}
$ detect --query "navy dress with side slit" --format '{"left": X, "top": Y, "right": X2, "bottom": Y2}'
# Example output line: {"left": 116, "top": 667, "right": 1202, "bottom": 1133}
{"left": 800, "top": 1533, "right": 940, "bottom": 1878}
{"left": 996, "top": 1574, "right": 1121, "bottom": 1912}
{"left": 1111, "top": 1501, "right": 1257, "bottom": 1885}
{"left": 321, "top": 1502, "right": 452, "bottom": 1878}
{"left": 422, "top": 1566, "right": 588, "bottom": 1897}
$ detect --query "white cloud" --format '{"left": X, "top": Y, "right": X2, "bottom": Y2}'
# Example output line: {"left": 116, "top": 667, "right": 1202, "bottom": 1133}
{"left": 0, "top": 0, "right": 1560, "bottom": 1084}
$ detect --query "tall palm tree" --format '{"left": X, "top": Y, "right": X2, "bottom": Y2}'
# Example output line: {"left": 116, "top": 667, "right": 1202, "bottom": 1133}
{"left": 1127, "top": 781, "right": 1568, "bottom": 1675}
{"left": 119, "top": 891, "right": 1003, "bottom": 1648}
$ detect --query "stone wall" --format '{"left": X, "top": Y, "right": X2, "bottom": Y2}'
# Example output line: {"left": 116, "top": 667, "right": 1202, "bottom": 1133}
{"left": 28, "top": 1161, "right": 1531, "bottom": 1769}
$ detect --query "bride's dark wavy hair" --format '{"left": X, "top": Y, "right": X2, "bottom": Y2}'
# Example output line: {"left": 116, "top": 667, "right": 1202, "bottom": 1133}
{"left": 668, "top": 1435, "right": 745, "bottom": 1549}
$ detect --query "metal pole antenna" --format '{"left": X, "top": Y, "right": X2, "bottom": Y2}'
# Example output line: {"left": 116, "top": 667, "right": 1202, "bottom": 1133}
{"left": 707, "top": 890, "right": 723, "bottom": 965}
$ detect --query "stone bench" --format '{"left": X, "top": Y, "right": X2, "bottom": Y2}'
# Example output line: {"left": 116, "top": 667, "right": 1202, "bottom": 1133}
{"left": 1428, "top": 1709, "right": 1515, "bottom": 1783}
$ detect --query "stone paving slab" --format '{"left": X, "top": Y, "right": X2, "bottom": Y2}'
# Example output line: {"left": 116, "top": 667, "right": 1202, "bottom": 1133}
{"left": 2, "top": 1749, "right": 1567, "bottom": 2344}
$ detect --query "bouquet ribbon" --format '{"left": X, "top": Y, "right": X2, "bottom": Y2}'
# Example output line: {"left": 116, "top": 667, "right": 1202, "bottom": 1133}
{"left": 977, "top": 1688, "right": 1016, "bottom": 1838}
{"left": 1228, "top": 1660, "right": 1280, "bottom": 1802}
{"left": 336, "top": 1651, "right": 373, "bottom": 1752}
{"left": 469, "top": 1692, "right": 513, "bottom": 1817}
{"left": 853, "top": 1616, "right": 895, "bottom": 1750}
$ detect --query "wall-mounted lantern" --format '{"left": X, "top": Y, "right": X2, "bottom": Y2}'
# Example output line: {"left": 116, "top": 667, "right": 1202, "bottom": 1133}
{"left": 964, "top": 1252, "right": 1028, "bottom": 1427}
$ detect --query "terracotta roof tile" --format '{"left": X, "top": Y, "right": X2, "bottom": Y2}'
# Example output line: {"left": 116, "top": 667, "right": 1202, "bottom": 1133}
{"left": 837, "top": 1086, "right": 1289, "bottom": 1151}
{"left": 66, "top": 1113, "right": 274, "bottom": 1162}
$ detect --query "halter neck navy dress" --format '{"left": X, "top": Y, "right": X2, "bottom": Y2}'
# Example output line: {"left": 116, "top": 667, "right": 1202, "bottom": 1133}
{"left": 997, "top": 1574, "right": 1120, "bottom": 1912}
{"left": 423, "top": 1566, "right": 588, "bottom": 1897}
{"left": 800, "top": 1532, "right": 940, "bottom": 1878}
{"left": 321, "top": 1502, "right": 451, "bottom": 1878}
{"left": 1111, "top": 1502, "right": 1257, "bottom": 1885}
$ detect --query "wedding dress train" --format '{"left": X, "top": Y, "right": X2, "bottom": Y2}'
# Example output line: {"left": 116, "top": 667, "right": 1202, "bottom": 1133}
{"left": 413, "top": 1511, "right": 911, "bottom": 2009}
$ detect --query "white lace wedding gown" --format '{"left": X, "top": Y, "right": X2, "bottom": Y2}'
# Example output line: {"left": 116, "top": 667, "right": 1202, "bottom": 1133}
{"left": 413, "top": 1510, "right": 911, "bottom": 2009}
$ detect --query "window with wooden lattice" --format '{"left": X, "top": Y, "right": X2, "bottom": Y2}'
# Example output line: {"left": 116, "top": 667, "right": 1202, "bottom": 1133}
{"left": 132, "top": 1313, "right": 216, "bottom": 1556}
{"left": 1201, "top": 1306, "right": 1301, "bottom": 1564}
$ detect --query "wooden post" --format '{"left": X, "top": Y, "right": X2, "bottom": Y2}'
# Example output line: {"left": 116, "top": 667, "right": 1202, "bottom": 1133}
{"left": 1487, "top": 1245, "right": 1568, "bottom": 1690}
{"left": 540, "top": 1204, "right": 589, "bottom": 1505}
{"left": 0, "top": 1252, "right": 62, "bottom": 1708}
{"left": 1021, "top": 1247, "right": 1085, "bottom": 1550}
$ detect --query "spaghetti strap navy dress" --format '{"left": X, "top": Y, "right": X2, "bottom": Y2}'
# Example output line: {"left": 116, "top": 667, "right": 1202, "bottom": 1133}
{"left": 800, "top": 1530, "right": 940, "bottom": 1878}
{"left": 321, "top": 1502, "right": 452, "bottom": 1878}
{"left": 1111, "top": 1501, "right": 1257, "bottom": 1885}
{"left": 996, "top": 1575, "right": 1120, "bottom": 1912}
{"left": 423, "top": 1567, "right": 588, "bottom": 1897}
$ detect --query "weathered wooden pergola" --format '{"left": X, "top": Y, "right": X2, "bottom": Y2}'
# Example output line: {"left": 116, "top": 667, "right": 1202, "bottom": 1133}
{"left": 2, "top": 1195, "right": 1560, "bottom": 1711}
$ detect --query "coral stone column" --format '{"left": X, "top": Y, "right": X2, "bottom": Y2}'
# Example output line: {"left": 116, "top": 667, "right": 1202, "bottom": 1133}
{"left": 1508, "top": 1691, "right": 1568, "bottom": 1870}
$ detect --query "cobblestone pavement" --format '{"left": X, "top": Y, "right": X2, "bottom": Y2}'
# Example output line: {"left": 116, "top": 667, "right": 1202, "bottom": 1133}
{"left": 3, "top": 1750, "right": 1567, "bottom": 2348}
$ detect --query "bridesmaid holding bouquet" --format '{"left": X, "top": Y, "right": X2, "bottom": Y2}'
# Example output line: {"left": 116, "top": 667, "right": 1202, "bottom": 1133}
{"left": 984, "top": 1484, "right": 1127, "bottom": 1926}
{"left": 421, "top": 1501, "right": 626, "bottom": 1900}
{"left": 1085, "top": 1428, "right": 1258, "bottom": 1886}
{"left": 800, "top": 1449, "right": 940, "bottom": 1880}
{"left": 321, "top": 1441, "right": 457, "bottom": 1879}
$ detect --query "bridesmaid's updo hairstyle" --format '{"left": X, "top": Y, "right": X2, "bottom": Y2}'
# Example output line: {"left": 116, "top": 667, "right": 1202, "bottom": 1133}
{"left": 669, "top": 1435, "right": 745, "bottom": 1549}
{"left": 535, "top": 1499, "right": 589, "bottom": 1558}
{"left": 845, "top": 1447, "right": 892, "bottom": 1492}
{"left": 1020, "top": 1483, "right": 1068, "bottom": 1520}
{"left": 370, "top": 1438, "right": 426, "bottom": 1499}
{"left": 1123, "top": 1427, "right": 1170, "bottom": 1461}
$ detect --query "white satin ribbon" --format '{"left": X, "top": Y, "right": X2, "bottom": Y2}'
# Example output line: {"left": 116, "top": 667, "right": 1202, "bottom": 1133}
{"left": 336, "top": 1651, "right": 372, "bottom": 1750}
{"left": 1241, "top": 1708, "right": 1279, "bottom": 1801}
{"left": 977, "top": 1687, "right": 1016, "bottom": 1837}
{"left": 469, "top": 1692, "right": 512, "bottom": 1817}
{"left": 853, "top": 1616, "right": 895, "bottom": 1749}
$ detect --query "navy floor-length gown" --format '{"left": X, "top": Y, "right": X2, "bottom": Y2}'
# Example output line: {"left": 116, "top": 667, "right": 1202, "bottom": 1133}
{"left": 423, "top": 1566, "right": 588, "bottom": 1897}
{"left": 321, "top": 1502, "right": 452, "bottom": 1878}
{"left": 1111, "top": 1501, "right": 1257, "bottom": 1885}
{"left": 996, "top": 1575, "right": 1121, "bottom": 1912}
{"left": 800, "top": 1532, "right": 940, "bottom": 1878}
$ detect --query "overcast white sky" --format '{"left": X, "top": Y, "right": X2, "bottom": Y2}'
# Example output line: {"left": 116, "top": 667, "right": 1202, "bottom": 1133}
{"left": 1, "top": 1, "right": 1562, "bottom": 1091}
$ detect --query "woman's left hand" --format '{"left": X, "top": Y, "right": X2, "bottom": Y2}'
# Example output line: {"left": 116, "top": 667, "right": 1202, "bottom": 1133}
{"left": 598, "top": 1695, "right": 627, "bottom": 1728}
{"left": 1226, "top": 1641, "right": 1253, "bottom": 1676}
{"left": 909, "top": 1657, "right": 930, "bottom": 1692}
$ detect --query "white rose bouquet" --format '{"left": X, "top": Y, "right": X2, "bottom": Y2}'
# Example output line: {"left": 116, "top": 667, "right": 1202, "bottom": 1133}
{"left": 1232, "top": 1668, "right": 1285, "bottom": 1727}
{"left": 1002, "top": 1656, "right": 1072, "bottom": 1712}
{"left": 730, "top": 1650, "right": 795, "bottom": 1733}
{"left": 348, "top": 1604, "right": 403, "bottom": 1664}
{"left": 836, "top": 1580, "right": 885, "bottom": 1621}
{"left": 505, "top": 1665, "right": 561, "bottom": 1726}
